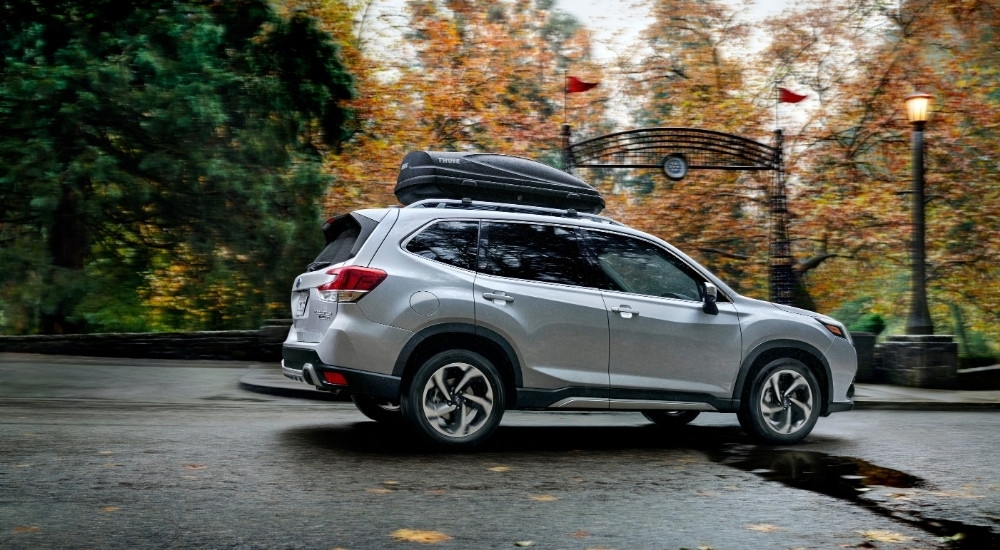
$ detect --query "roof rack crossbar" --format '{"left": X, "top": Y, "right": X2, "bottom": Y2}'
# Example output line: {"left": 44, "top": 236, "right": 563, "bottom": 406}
{"left": 405, "top": 198, "right": 621, "bottom": 225}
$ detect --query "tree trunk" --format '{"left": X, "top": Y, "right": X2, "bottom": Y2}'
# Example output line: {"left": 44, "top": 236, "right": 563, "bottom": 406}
{"left": 40, "top": 186, "right": 88, "bottom": 334}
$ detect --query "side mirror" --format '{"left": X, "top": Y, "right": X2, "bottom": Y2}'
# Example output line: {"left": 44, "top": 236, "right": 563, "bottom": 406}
{"left": 702, "top": 282, "right": 719, "bottom": 315}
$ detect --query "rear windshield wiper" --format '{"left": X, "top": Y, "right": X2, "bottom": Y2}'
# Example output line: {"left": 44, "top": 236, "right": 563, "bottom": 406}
{"left": 306, "top": 261, "right": 332, "bottom": 272}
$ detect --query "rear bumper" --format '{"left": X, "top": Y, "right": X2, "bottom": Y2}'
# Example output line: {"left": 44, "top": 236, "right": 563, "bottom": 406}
{"left": 282, "top": 346, "right": 401, "bottom": 400}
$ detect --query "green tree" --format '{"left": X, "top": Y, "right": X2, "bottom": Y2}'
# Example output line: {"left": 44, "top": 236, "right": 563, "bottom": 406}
{"left": 0, "top": 0, "right": 353, "bottom": 333}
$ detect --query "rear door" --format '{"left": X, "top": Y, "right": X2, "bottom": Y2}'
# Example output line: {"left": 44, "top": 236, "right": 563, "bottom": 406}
{"left": 474, "top": 221, "right": 610, "bottom": 403}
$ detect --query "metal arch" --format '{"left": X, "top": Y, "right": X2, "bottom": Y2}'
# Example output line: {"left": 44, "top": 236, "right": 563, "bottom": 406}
{"left": 566, "top": 127, "right": 780, "bottom": 171}
{"left": 561, "top": 125, "right": 796, "bottom": 307}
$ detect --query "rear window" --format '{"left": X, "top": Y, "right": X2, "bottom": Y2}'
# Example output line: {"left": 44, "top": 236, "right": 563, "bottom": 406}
{"left": 307, "top": 213, "right": 378, "bottom": 271}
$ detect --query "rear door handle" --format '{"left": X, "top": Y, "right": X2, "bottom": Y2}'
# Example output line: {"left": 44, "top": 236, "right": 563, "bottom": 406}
{"left": 483, "top": 292, "right": 515, "bottom": 304}
{"left": 611, "top": 305, "right": 639, "bottom": 318}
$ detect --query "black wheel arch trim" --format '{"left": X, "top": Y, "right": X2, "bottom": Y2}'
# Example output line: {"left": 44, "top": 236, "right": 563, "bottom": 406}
{"left": 734, "top": 339, "right": 835, "bottom": 415}
{"left": 392, "top": 323, "right": 524, "bottom": 387}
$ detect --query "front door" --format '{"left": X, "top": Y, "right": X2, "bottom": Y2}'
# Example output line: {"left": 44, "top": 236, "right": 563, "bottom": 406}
{"left": 584, "top": 230, "right": 743, "bottom": 400}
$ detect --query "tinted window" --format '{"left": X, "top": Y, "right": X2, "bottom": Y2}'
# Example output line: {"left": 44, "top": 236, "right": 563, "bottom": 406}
{"left": 310, "top": 214, "right": 366, "bottom": 270}
{"left": 405, "top": 220, "right": 479, "bottom": 271}
{"left": 479, "top": 222, "right": 591, "bottom": 286}
{"left": 587, "top": 231, "right": 702, "bottom": 301}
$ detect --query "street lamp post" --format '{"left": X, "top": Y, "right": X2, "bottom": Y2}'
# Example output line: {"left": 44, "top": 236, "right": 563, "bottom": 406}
{"left": 904, "top": 92, "right": 933, "bottom": 335}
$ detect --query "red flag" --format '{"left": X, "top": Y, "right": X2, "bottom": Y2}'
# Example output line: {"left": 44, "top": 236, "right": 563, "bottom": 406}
{"left": 779, "top": 87, "right": 807, "bottom": 103}
{"left": 566, "top": 76, "right": 599, "bottom": 93}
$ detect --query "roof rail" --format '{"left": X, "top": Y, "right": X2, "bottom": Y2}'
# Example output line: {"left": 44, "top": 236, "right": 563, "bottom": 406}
{"left": 406, "top": 198, "right": 621, "bottom": 225}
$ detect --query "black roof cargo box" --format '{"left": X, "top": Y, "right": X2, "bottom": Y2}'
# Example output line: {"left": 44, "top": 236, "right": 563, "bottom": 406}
{"left": 395, "top": 151, "right": 605, "bottom": 214}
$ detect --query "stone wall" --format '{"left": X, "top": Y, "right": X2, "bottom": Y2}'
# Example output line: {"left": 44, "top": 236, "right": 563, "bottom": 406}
{"left": 0, "top": 320, "right": 292, "bottom": 362}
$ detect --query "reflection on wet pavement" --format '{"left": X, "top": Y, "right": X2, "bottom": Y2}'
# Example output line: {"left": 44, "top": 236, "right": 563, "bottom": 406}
{"left": 711, "top": 445, "right": 998, "bottom": 549}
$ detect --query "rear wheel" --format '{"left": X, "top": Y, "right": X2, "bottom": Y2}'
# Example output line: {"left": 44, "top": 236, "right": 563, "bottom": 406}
{"left": 351, "top": 394, "right": 401, "bottom": 423}
{"left": 738, "top": 357, "right": 820, "bottom": 444}
{"left": 402, "top": 350, "right": 505, "bottom": 448}
{"left": 642, "top": 410, "right": 700, "bottom": 427}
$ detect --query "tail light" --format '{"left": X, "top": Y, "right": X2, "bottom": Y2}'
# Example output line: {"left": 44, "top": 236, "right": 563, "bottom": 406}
{"left": 316, "top": 266, "right": 387, "bottom": 303}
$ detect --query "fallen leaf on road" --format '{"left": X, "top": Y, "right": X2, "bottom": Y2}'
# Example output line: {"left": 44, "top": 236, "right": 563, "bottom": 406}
{"left": 514, "top": 541, "right": 535, "bottom": 547}
{"left": 13, "top": 526, "right": 41, "bottom": 534}
{"left": 570, "top": 530, "right": 590, "bottom": 538}
{"left": 390, "top": 529, "right": 452, "bottom": 543}
{"left": 366, "top": 488, "right": 393, "bottom": 494}
{"left": 529, "top": 495, "right": 559, "bottom": 502}
{"left": 857, "top": 530, "right": 912, "bottom": 543}
{"left": 101, "top": 506, "right": 120, "bottom": 512}
{"left": 488, "top": 466, "right": 510, "bottom": 472}
{"left": 183, "top": 464, "right": 207, "bottom": 470}
{"left": 746, "top": 524, "right": 782, "bottom": 533}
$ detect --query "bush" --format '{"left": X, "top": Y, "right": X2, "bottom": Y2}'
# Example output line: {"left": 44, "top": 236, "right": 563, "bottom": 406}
{"left": 849, "top": 313, "right": 886, "bottom": 335}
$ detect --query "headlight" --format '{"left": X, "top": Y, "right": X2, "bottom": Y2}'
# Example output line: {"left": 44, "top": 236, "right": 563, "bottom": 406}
{"left": 818, "top": 318, "right": 849, "bottom": 340}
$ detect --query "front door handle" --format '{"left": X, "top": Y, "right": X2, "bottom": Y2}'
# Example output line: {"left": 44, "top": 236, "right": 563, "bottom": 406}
{"left": 611, "top": 305, "right": 639, "bottom": 319}
{"left": 483, "top": 292, "right": 515, "bottom": 304}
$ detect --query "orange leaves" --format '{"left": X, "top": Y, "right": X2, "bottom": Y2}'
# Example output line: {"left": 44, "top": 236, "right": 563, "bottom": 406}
{"left": 390, "top": 528, "right": 452, "bottom": 544}
{"left": 315, "top": 1, "right": 606, "bottom": 215}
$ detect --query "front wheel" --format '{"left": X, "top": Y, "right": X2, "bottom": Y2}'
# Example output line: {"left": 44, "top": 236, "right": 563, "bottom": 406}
{"left": 738, "top": 358, "right": 820, "bottom": 444}
{"left": 402, "top": 350, "right": 505, "bottom": 448}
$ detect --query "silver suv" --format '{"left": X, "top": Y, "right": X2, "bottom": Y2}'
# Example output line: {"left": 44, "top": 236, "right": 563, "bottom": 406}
{"left": 282, "top": 155, "right": 856, "bottom": 448}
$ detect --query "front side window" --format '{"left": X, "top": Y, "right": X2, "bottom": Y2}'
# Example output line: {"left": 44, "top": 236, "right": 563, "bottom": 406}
{"left": 586, "top": 231, "right": 703, "bottom": 301}
{"left": 405, "top": 220, "right": 479, "bottom": 271}
{"left": 479, "top": 222, "right": 591, "bottom": 287}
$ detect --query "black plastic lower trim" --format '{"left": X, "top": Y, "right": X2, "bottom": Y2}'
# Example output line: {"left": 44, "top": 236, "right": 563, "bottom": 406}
{"left": 282, "top": 346, "right": 401, "bottom": 401}
{"left": 516, "top": 386, "right": 609, "bottom": 408}
{"left": 517, "top": 386, "right": 737, "bottom": 411}
{"left": 826, "top": 401, "right": 854, "bottom": 414}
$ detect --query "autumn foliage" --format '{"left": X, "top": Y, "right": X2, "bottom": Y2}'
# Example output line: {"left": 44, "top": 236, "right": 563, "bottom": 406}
{"left": 2, "top": 0, "right": 998, "bottom": 350}
{"left": 311, "top": 0, "right": 999, "bottom": 350}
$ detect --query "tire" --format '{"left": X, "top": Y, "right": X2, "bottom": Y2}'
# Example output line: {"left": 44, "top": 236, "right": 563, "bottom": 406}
{"left": 401, "top": 350, "right": 505, "bottom": 448}
{"left": 738, "top": 357, "right": 821, "bottom": 444}
{"left": 642, "top": 410, "right": 700, "bottom": 427}
{"left": 351, "top": 394, "right": 402, "bottom": 424}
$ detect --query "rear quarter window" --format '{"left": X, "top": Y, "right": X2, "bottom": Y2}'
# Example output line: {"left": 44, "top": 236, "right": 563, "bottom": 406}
{"left": 405, "top": 220, "right": 480, "bottom": 271}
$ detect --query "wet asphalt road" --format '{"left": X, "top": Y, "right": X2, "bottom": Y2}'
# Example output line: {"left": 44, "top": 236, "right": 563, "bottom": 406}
{"left": 1, "top": 354, "right": 997, "bottom": 549}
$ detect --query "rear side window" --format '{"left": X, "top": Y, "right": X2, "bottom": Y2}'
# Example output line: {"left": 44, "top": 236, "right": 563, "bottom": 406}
{"left": 308, "top": 213, "right": 378, "bottom": 271}
{"left": 479, "top": 222, "right": 591, "bottom": 287}
{"left": 405, "top": 220, "right": 479, "bottom": 271}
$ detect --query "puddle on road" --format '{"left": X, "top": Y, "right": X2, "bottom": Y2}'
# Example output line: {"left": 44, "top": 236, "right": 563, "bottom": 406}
{"left": 710, "top": 445, "right": 998, "bottom": 549}
{"left": 715, "top": 447, "right": 924, "bottom": 500}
